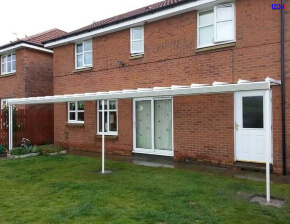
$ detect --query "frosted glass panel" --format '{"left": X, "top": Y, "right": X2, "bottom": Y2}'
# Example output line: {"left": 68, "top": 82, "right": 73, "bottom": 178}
{"left": 132, "top": 41, "right": 143, "bottom": 53}
{"left": 84, "top": 41, "right": 92, "bottom": 51}
{"left": 7, "top": 62, "right": 12, "bottom": 72}
{"left": 199, "top": 25, "right": 214, "bottom": 46}
{"left": 84, "top": 52, "right": 92, "bottom": 65}
{"left": 216, "top": 21, "right": 234, "bottom": 41}
{"left": 76, "top": 44, "right": 83, "bottom": 53}
{"left": 216, "top": 5, "right": 233, "bottom": 22}
{"left": 1, "top": 63, "right": 6, "bottom": 73}
{"left": 132, "top": 28, "right": 143, "bottom": 40}
{"left": 154, "top": 100, "right": 172, "bottom": 151}
{"left": 199, "top": 10, "right": 214, "bottom": 26}
{"left": 77, "top": 55, "right": 83, "bottom": 67}
{"left": 12, "top": 61, "right": 16, "bottom": 71}
{"left": 136, "top": 101, "right": 152, "bottom": 149}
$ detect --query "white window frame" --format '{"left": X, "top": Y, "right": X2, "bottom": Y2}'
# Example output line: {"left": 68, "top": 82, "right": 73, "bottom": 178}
{"left": 75, "top": 40, "right": 93, "bottom": 69}
{"left": 1, "top": 53, "right": 16, "bottom": 75}
{"left": 67, "top": 101, "right": 84, "bottom": 124}
{"left": 130, "top": 27, "right": 144, "bottom": 55}
{"left": 197, "top": 3, "right": 236, "bottom": 49}
{"left": 1, "top": 98, "right": 13, "bottom": 110}
{"left": 133, "top": 97, "right": 174, "bottom": 157}
{"left": 97, "top": 100, "right": 118, "bottom": 136}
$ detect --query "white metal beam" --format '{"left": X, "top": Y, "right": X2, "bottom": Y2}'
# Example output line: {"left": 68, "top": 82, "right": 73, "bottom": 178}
{"left": 265, "top": 89, "right": 271, "bottom": 202}
{"left": 8, "top": 105, "right": 13, "bottom": 150}
{"left": 102, "top": 100, "right": 105, "bottom": 174}
{"left": 8, "top": 81, "right": 271, "bottom": 106}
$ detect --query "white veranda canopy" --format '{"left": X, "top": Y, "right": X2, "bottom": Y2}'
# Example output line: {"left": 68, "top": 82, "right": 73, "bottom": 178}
{"left": 7, "top": 77, "right": 281, "bottom": 202}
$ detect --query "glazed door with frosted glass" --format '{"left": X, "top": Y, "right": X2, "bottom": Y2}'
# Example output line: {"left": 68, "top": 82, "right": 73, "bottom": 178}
{"left": 135, "top": 100, "right": 153, "bottom": 152}
{"left": 134, "top": 98, "right": 173, "bottom": 156}
{"left": 235, "top": 91, "right": 272, "bottom": 163}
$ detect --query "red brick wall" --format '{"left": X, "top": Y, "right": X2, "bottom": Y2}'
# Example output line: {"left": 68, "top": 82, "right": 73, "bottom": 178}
{"left": 174, "top": 94, "right": 234, "bottom": 164}
{"left": 0, "top": 49, "right": 26, "bottom": 103}
{"left": 0, "top": 48, "right": 54, "bottom": 109}
{"left": 52, "top": 0, "right": 288, "bottom": 173}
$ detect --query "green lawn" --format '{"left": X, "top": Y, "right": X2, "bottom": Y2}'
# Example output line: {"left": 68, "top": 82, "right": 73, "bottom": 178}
{"left": 0, "top": 156, "right": 289, "bottom": 224}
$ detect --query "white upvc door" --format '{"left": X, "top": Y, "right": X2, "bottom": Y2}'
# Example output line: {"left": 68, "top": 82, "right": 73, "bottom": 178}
{"left": 234, "top": 90, "right": 272, "bottom": 163}
{"left": 133, "top": 97, "right": 173, "bottom": 156}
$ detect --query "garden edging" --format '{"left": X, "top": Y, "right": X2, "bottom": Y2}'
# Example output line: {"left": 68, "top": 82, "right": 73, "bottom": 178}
{"left": 8, "top": 153, "right": 40, "bottom": 159}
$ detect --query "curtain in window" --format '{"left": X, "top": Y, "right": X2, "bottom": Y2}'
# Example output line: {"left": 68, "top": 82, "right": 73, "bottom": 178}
{"left": 136, "top": 101, "right": 152, "bottom": 149}
{"left": 154, "top": 99, "right": 172, "bottom": 151}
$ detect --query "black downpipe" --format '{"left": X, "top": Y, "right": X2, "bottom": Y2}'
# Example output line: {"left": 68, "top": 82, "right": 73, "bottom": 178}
{"left": 281, "top": 0, "right": 286, "bottom": 175}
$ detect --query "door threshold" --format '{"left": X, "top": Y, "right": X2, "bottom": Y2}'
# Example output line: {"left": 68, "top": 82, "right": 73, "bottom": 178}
{"left": 234, "top": 161, "right": 273, "bottom": 172}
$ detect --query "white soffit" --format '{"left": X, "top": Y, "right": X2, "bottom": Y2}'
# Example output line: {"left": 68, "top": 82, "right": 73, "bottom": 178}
{"left": 0, "top": 43, "right": 53, "bottom": 55}
{"left": 8, "top": 78, "right": 279, "bottom": 106}
{"left": 44, "top": 0, "right": 232, "bottom": 48}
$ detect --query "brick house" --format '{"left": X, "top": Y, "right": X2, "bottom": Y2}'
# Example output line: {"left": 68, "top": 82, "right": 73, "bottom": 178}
{"left": 0, "top": 29, "right": 67, "bottom": 109}
{"left": 39, "top": 0, "right": 289, "bottom": 174}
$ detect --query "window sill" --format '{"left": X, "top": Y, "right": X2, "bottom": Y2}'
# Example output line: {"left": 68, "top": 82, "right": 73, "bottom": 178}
{"left": 0, "top": 73, "right": 16, "bottom": 78}
{"left": 95, "top": 135, "right": 118, "bottom": 140}
{"left": 66, "top": 123, "right": 84, "bottom": 128}
{"left": 130, "top": 54, "right": 144, "bottom": 60}
{"left": 195, "top": 42, "right": 236, "bottom": 54}
{"left": 73, "top": 67, "right": 93, "bottom": 73}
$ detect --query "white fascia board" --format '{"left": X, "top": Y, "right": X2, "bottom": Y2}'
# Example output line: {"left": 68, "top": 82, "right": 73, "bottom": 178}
{"left": 44, "top": 0, "right": 226, "bottom": 48}
{"left": 8, "top": 81, "right": 270, "bottom": 105}
{"left": 0, "top": 43, "right": 53, "bottom": 55}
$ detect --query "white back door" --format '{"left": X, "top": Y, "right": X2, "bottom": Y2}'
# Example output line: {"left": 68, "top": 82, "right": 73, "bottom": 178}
{"left": 235, "top": 90, "right": 272, "bottom": 163}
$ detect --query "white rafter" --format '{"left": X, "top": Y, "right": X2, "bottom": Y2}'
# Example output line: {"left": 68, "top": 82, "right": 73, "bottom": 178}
{"left": 7, "top": 78, "right": 280, "bottom": 106}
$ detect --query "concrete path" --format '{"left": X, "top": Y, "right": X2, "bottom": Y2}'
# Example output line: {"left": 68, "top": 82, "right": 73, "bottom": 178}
{"left": 67, "top": 151, "right": 290, "bottom": 185}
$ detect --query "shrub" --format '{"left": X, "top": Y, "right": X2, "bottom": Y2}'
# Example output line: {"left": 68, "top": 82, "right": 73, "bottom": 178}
{"left": 10, "top": 145, "right": 40, "bottom": 155}
{"left": 38, "top": 145, "right": 64, "bottom": 155}
{"left": 10, "top": 147, "right": 31, "bottom": 155}
{"left": 9, "top": 145, "right": 65, "bottom": 156}
{"left": 0, "top": 145, "right": 5, "bottom": 154}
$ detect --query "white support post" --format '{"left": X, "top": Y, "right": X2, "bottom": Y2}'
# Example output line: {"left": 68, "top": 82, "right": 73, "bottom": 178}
{"left": 265, "top": 90, "right": 271, "bottom": 203}
{"left": 8, "top": 105, "right": 13, "bottom": 151}
{"left": 102, "top": 100, "right": 105, "bottom": 174}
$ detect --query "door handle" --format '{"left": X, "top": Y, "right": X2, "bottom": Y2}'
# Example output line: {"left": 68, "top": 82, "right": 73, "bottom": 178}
{"left": 235, "top": 123, "right": 240, "bottom": 130}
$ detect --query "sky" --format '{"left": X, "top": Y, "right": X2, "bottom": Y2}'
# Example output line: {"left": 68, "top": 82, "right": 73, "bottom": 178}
{"left": 0, "top": 0, "right": 162, "bottom": 46}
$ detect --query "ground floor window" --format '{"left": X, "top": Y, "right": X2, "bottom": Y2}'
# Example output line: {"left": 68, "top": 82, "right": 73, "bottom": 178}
{"left": 67, "top": 101, "right": 84, "bottom": 123}
{"left": 134, "top": 98, "right": 173, "bottom": 156}
{"left": 97, "top": 100, "right": 118, "bottom": 135}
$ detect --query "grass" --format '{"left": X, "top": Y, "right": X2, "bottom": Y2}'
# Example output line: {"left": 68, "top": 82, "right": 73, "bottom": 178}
{"left": 0, "top": 155, "right": 289, "bottom": 224}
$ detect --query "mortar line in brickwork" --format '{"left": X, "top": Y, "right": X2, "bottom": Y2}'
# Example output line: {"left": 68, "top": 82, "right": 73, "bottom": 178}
{"left": 54, "top": 40, "right": 285, "bottom": 79}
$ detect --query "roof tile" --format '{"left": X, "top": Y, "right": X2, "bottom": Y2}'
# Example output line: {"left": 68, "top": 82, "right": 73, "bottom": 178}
{"left": 45, "top": 0, "right": 193, "bottom": 43}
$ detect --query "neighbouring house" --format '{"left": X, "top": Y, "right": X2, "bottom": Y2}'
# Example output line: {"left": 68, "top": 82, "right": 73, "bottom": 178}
{"left": 0, "top": 28, "right": 67, "bottom": 109}
{"left": 40, "top": 0, "right": 289, "bottom": 174}
{"left": 0, "top": 29, "right": 67, "bottom": 146}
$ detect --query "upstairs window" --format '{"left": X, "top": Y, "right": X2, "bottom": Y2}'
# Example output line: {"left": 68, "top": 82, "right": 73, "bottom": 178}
{"left": 130, "top": 27, "right": 144, "bottom": 55}
{"left": 68, "top": 102, "right": 84, "bottom": 123}
{"left": 1, "top": 53, "right": 16, "bottom": 75}
{"left": 98, "top": 100, "right": 118, "bottom": 135}
{"left": 198, "top": 3, "right": 235, "bottom": 48}
{"left": 75, "top": 40, "right": 92, "bottom": 69}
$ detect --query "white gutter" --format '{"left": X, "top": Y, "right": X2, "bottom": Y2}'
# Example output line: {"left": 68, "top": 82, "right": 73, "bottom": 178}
{"left": 44, "top": 0, "right": 229, "bottom": 48}
{"left": 0, "top": 43, "right": 53, "bottom": 55}
{"left": 8, "top": 80, "right": 272, "bottom": 105}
